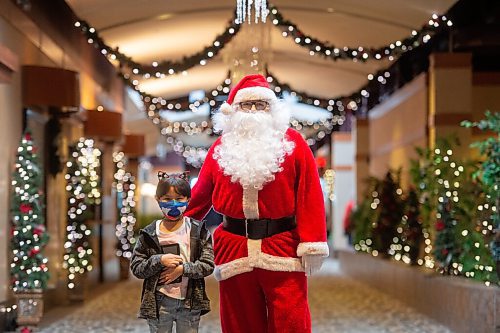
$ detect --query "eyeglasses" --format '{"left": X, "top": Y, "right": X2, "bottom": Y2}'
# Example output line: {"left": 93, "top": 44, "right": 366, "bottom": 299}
{"left": 238, "top": 100, "right": 270, "bottom": 111}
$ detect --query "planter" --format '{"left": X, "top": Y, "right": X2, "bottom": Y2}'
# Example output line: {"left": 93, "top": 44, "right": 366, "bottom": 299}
{"left": 68, "top": 273, "right": 88, "bottom": 302}
{"left": 339, "top": 250, "right": 500, "bottom": 333}
{"left": 14, "top": 290, "right": 44, "bottom": 329}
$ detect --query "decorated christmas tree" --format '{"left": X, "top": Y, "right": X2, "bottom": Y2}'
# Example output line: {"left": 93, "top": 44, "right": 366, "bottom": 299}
{"left": 433, "top": 196, "right": 460, "bottom": 274}
{"left": 374, "top": 171, "right": 404, "bottom": 257}
{"left": 63, "top": 138, "right": 101, "bottom": 289}
{"left": 402, "top": 188, "right": 423, "bottom": 265}
{"left": 10, "top": 131, "right": 50, "bottom": 291}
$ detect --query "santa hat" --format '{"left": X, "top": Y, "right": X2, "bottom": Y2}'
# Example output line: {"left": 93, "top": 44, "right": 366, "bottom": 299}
{"left": 219, "top": 74, "right": 277, "bottom": 115}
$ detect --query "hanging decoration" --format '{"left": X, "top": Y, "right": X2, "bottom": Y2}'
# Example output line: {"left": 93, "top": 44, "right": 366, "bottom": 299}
{"left": 10, "top": 131, "right": 50, "bottom": 292}
{"left": 74, "top": 5, "right": 452, "bottom": 75}
{"left": 113, "top": 152, "right": 137, "bottom": 259}
{"left": 236, "top": 0, "right": 268, "bottom": 24}
{"left": 269, "top": 6, "right": 452, "bottom": 62}
{"left": 63, "top": 138, "right": 101, "bottom": 289}
{"left": 74, "top": 17, "right": 240, "bottom": 78}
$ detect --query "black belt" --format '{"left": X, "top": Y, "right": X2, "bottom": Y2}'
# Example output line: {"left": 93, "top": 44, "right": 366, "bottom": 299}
{"left": 223, "top": 216, "right": 296, "bottom": 240}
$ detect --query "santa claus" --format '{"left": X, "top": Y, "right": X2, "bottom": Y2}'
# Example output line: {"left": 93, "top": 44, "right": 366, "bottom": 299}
{"left": 186, "top": 74, "right": 329, "bottom": 333}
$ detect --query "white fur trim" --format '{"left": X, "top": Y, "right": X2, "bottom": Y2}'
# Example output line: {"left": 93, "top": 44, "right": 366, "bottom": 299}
{"left": 297, "top": 242, "right": 330, "bottom": 257}
{"left": 214, "top": 257, "right": 252, "bottom": 281}
{"left": 233, "top": 86, "right": 277, "bottom": 104}
{"left": 214, "top": 238, "right": 305, "bottom": 281}
{"left": 219, "top": 102, "right": 233, "bottom": 115}
{"left": 242, "top": 187, "right": 259, "bottom": 219}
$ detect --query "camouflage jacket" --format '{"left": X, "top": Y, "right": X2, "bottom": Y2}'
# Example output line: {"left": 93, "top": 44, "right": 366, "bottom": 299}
{"left": 130, "top": 218, "right": 214, "bottom": 319}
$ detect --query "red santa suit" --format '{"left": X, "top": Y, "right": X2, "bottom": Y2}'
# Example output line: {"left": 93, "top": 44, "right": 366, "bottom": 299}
{"left": 186, "top": 74, "right": 329, "bottom": 333}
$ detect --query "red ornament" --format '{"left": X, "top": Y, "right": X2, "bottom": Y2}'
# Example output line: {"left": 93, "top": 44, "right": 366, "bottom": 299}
{"left": 20, "top": 327, "right": 32, "bottom": 333}
{"left": 435, "top": 220, "right": 445, "bottom": 231}
{"left": 40, "top": 264, "right": 46, "bottom": 270}
{"left": 24, "top": 133, "right": 32, "bottom": 141}
{"left": 29, "top": 248, "right": 40, "bottom": 256}
{"left": 20, "top": 203, "right": 32, "bottom": 214}
{"left": 32, "top": 147, "right": 38, "bottom": 154}
{"left": 34, "top": 224, "right": 45, "bottom": 236}
{"left": 441, "top": 249, "right": 449, "bottom": 256}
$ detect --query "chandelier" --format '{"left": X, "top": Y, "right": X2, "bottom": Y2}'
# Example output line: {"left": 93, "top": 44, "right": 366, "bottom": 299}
{"left": 236, "top": 0, "right": 268, "bottom": 24}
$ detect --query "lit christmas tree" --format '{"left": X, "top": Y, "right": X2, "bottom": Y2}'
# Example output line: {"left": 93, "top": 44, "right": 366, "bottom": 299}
{"left": 113, "top": 152, "right": 137, "bottom": 259}
{"left": 63, "top": 138, "right": 101, "bottom": 289}
{"left": 433, "top": 196, "right": 460, "bottom": 274}
{"left": 402, "top": 188, "right": 423, "bottom": 265}
{"left": 10, "top": 131, "right": 49, "bottom": 291}
{"left": 374, "top": 171, "right": 404, "bottom": 257}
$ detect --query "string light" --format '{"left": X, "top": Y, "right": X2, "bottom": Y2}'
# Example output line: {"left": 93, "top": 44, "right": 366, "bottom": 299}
{"left": 63, "top": 138, "right": 100, "bottom": 289}
{"left": 113, "top": 152, "right": 137, "bottom": 259}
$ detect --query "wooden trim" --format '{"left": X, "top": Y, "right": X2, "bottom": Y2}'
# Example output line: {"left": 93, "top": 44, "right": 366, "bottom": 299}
{"left": 430, "top": 53, "right": 472, "bottom": 69}
{"left": 0, "top": 43, "right": 19, "bottom": 83}
{"left": 356, "top": 154, "right": 369, "bottom": 163}
{"left": 123, "top": 134, "right": 145, "bottom": 158}
{"left": 433, "top": 113, "right": 472, "bottom": 126}
{"left": 356, "top": 119, "right": 369, "bottom": 127}
{"left": 473, "top": 72, "right": 500, "bottom": 86}
{"left": 84, "top": 110, "right": 122, "bottom": 142}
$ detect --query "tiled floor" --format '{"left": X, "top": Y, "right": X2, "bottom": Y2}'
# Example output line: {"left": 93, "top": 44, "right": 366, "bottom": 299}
{"left": 38, "top": 259, "right": 453, "bottom": 333}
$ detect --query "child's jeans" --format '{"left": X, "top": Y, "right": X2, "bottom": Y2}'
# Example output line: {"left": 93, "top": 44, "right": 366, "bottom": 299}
{"left": 148, "top": 293, "right": 201, "bottom": 333}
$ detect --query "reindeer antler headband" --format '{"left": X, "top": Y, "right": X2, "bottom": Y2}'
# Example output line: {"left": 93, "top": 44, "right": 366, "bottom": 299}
{"left": 157, "top": 171, "right": 190, "bottom": 182}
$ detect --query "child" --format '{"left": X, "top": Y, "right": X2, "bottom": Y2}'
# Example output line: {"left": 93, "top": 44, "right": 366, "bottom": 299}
{"left": 131, "top": 171, "right": 214, "bottom": 333}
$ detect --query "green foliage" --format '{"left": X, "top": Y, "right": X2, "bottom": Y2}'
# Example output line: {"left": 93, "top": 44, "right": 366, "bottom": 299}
{"left": 461, "top": 111, "right": 500, "bottom": 262}
{"left": 374, "top": 171, "right": 404, "bottom": 257}
{"left": 401, "top": 188, "right": 423, "bottom": 265}
{"left": 10, "top": 131, "right": 50, "bottom": 291}
{"left": 351, "top": 177, "right": 380, "bottom": 250}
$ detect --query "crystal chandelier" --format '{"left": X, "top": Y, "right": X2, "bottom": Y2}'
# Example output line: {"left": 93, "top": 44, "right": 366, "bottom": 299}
{"left": 236, "top": 0, "right": 268, "bottom": 24}
{"left": 223, "top": 21, "right": 272, "bottom": 83}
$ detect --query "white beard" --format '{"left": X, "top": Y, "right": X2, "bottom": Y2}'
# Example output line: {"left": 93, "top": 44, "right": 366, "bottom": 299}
{"left": 212, "top": 101, "right": 295, "bottom": 190}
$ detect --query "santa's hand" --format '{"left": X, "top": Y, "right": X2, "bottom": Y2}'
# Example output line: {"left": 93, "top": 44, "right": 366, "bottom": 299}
{"left": 301, "top": 254, "right": 324, "bottom": 276}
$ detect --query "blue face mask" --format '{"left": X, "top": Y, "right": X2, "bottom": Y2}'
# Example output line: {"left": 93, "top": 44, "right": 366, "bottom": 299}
{"left": 158, "top": 200, "right": 188, "bottom": 219}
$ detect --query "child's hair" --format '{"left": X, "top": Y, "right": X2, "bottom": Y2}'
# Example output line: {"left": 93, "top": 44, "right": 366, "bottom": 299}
{"left": 156, "top": 171, "right": 191, "bottom": 199}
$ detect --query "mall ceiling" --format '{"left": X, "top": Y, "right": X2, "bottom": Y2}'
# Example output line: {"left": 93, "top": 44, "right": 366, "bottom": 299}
{"left": 65, "top": 0, "right": 458, "bottom": 100}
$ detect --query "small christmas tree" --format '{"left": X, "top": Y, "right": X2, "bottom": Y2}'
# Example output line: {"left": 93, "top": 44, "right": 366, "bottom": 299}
{"left": 433, "top": 196, "right": 460, "bottom": 274}
{"left": 10, "top": 131, "right": 50, "bottom": 291}
{"left": 403, "top": 188, "right": 423, "bottom": 265}
{"left": 374, "top": 171, "right": 404, "bottom": 257}
{"left": 63, "top": 138, "right": 100, "bottom": 289}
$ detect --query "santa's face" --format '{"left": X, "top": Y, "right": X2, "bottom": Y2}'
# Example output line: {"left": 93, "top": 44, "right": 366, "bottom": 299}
{"left": 212, "top": 99, "right": 294, "bottom": 190}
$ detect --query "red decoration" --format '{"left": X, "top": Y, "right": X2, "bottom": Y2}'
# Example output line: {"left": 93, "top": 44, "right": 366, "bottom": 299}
{"left": 34, "top": 224, "right": 45, "bottom": 236}
{"left": 40, "top": 264, "right": 46, "bottom": 270}
{"left": 20, "top": 327, "right": 32, "bottom": 333}
{"left": 24, "top": 133, "right": 32, "bottom": 141}
{"left": 435, "top": 220, "right": 445, "bottom": 231}
{"left": 20, "top": 203, "right": 32, "bottom": 214}
{"left": 29, "top": 248, "right": 40, "bottom": 256}
{"left": 441, "top": 249, "right": 449, "bottom": 255}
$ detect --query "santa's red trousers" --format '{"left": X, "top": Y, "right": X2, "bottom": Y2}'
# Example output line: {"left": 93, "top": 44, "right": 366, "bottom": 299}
{"left": 219, "top": 268, "right": 311, "bottom": 333}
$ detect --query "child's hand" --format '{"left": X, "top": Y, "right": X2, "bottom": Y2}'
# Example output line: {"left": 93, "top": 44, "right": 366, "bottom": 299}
{"left": 159, "top": 265, "right": 184, "bottom": 284}
{"left": 160, "top": 254, "right": 183, "bottom": 268}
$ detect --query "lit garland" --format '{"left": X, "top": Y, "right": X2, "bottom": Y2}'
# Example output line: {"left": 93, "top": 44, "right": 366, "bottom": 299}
{"left": 113, "top": 152, "right": 137, "bottom": 259}
{"left": 73, "top": 5, "right": 453, "bottom": 76}
{"left": 269, "top": 6, "right": 452, "bottom": 62}
{"left": 74, "top": 17, "right": 240, "bottom": 78}
{"left": 10, "top": 131, "right": 50, "bottom": 292}
{"left": 63, "top": 138, "right": 101, "bottom": 289}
